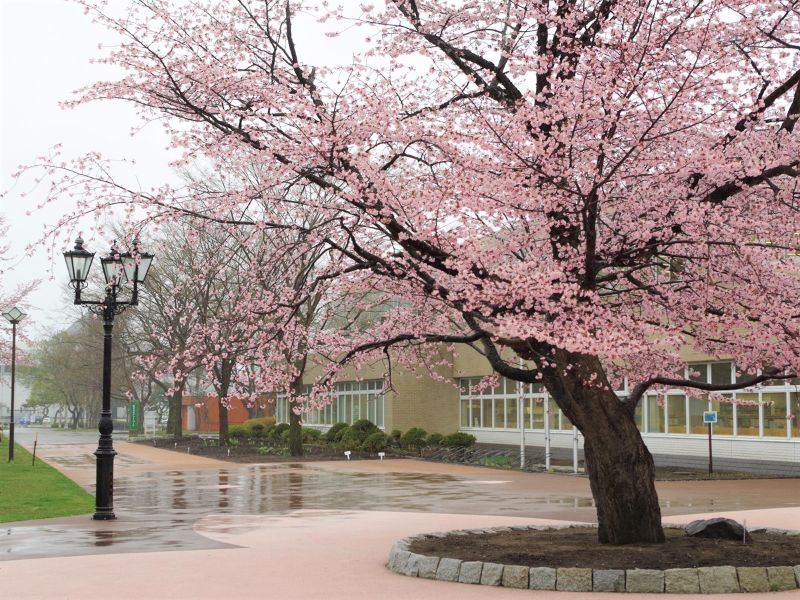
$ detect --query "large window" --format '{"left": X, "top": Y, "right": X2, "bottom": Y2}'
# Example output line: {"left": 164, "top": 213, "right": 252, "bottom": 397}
{"left": 689, "top": 397, "right": 708, "bottom": 434}
{"left": 646, "top": 395, "right": 664, "bottom": 433}
{"left": 667, "top": 395, "right": 687, "bottom": 434}
{"left": 710, "top": 396, "right": 734, "bottom": 435}
{"left": 459, "top": 376, "right": 569, "bottom": 430}
{"left": 735, "top": 393, "right": 760, "bottom": 436}
{"left": 763, "top": 392, "right": 788, "bottom": 437}
{"left": 457, "top": 366, "right": 799, "bottom": 441}
{"left": 276, "top": 380, "right": 384, "bottom": 428}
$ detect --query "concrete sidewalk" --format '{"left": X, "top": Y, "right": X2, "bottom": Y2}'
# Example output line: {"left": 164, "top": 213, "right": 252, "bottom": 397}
{"left": 4, "top": 432, "right": 800, "bottom": 598}
{"left": 2, "top": 507, "right": 800, "bottom": 599}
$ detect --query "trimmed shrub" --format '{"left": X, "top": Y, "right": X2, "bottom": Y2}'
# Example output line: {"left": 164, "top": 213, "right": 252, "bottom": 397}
{"left": 271, "top": 423, "right": 290, "bottom": 442}
{"left": 441, "top": 432, "right": 476, "bottom": 448}
{"left": 243, "top": 416, "right": 276, "bottom": 431}
{"left": 350, "top": 419, "right": 379, "bottom": 435}
{"left": 249, "top": 423, "right": 266, "bottom": 437}
{"left": 229, "top": 425, "right": 247, "bottom": 441}
{"left": 302, "top": 427, "right": 322, "bottom": 443}
{"left": 324, "top": 422, "right": 350, "bottom": 443}
{"left": 389, "top": 429, "right": 403, "bottom": 446}
{"left": 427, "top": 432, "right": 444, "bottom": 446}
{"left": 362, "top": 431, "right": 390, "bottom": 452}
{"left": 280, "top": 428, "right": 291, "bottom": 442}
{"left": 400, "top": 427, "right": 428, "bottom": 450}
{"left": 340, "top": 427, "right": 365, "bottom": 450}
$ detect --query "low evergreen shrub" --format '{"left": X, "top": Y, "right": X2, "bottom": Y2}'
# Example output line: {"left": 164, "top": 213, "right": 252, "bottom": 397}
{"left": 400, "top": 427, "right": 428, "bottom": 450}
{"left": 229, "top": 425, "right": 247, "bottom": 440}
{"left": 271, "top": 423, "right": 290, "bottom": 442}
{"left": 302, "top": 427, "right": 322, "bottom": 443}
{"left": 350, "top": 419, "right": 379, "bottom": 435}
{"left": 340, "top": 427, "right": 365, "bottom": 450}
{"left": 427, "top": 433, "right": 444, "bottom": 446}
{"left": 441, "top": 432, "right": 476, "bottom": 448}
{"left": 362, "top": 431, "right": 390, "bottom": 452}
{"left": 324, "top": 422, "right": 350, "bottom": 443}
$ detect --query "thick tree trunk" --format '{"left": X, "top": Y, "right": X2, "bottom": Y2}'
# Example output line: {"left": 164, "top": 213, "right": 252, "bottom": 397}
{"left": 136, "top": 400, "right": 145, "bottom": 435}
{"left": 288, "top": 403, "right": 303, "bottom": 457}
{"left": 287, "top": 374, "right": 305, "bottom": 457}
{"left": 542, "top": 351, "right": 665, "bottom": 545}
{"left": 167, "top": 390, "right": 183, "bottom": 439}
{"left": 218, "top": 396, "right": 229, "bottom": 446}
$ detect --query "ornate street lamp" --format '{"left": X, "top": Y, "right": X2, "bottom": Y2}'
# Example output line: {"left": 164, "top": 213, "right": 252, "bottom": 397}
{"left": 63, "top": 236, "right": 153, "bottom": 520}
{"left": 2, "top": 307, "right": 26, "bottom": 463}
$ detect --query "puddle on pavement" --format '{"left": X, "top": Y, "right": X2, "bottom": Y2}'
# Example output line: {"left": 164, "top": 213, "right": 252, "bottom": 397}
{"left": 0, "top": 462, "right": 753, "bottom": 561}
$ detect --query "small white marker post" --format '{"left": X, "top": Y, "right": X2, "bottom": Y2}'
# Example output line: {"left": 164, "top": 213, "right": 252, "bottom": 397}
{"left": 378, "top": 452, "right": 385, "bottom": 461}
{"left": 344, "top": 450, "right": 351, "bottom": 460}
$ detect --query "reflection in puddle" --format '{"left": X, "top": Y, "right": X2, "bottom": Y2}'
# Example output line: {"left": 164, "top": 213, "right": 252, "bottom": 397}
{"left": 0, "top": 461, "right": 751, "bottom": 561}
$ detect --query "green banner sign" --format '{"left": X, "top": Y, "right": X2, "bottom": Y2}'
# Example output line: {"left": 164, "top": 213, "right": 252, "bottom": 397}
{"left": 128, "top": 400, "right": 139, "bottom": 431}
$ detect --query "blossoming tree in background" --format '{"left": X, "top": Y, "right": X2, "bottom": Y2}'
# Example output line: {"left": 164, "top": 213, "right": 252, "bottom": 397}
{"left": 18, "top": 0, "right": 800, "bottom": 544}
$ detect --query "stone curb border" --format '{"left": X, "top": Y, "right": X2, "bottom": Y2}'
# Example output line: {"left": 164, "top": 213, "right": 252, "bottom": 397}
{"left": 387, "top": 524, "right": 800, "bottom": 593}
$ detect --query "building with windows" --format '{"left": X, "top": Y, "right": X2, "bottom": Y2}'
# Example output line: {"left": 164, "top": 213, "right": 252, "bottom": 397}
{"left": 0, "top": 364, "right": 31, "bottom": 425}
{"left": 275, "top": 345, "right": 800, "bottom": 472}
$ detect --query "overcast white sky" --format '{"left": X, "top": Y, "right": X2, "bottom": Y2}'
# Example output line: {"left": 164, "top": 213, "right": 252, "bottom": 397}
{"left": 0, "top": 0, "right": 379, "bottom": 340}
{"left": 0, "top": 0, "right": 188, "bottom": 336}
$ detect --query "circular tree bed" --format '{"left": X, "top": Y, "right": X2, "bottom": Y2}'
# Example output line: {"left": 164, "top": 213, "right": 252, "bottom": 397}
{"left": 388, "top": 525, "right": 800, "bottom": 593}
{"left": 410, "top": 526, "right": 800, "bottom": 569}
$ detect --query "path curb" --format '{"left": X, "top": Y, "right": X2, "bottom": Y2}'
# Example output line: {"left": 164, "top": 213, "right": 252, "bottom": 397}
{"left": 387, "top": 524, "right": 800, "bottom": 593}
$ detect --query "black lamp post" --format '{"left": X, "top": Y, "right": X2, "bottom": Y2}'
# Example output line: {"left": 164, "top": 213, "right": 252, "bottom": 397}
{"left": 63, "top": 237, "right": 153, "bottom": 520}
{"left": 3, "top": 307, "right": 26, "bottom": 463}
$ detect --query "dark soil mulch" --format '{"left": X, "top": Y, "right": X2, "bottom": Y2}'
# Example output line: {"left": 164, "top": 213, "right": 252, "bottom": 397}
{"left": 409, "top": 527, "right": 800, "bottom": 569}
{"left": 134, "top": 436, "right": 397, "bottom": 463}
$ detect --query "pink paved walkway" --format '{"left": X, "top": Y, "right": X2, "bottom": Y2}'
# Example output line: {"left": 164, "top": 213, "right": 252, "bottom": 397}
{"left": 2, "top": 507, "right": 800, "bottom": 599}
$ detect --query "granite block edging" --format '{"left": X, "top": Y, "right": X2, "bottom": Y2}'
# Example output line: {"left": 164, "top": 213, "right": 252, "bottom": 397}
{"left": 385, "top": 524, "right": 800, "bottom": 593}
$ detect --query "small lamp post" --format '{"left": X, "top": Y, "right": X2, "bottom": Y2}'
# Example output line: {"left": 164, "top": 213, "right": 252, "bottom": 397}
{"left": 2, "top": 307, "right": 26, "bottom": 463}
{"left": 63, "top": 236, "right": 153, "bottom": 520}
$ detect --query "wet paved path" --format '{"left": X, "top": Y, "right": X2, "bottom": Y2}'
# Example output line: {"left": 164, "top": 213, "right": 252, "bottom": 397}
{"left": 6, "top": 429, "right": 800, "bottom": 561}
{"left": 3, "top": 429, "right": 800, "bottom": 598}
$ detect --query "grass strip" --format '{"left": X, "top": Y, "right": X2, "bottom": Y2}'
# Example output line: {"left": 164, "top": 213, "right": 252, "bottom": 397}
{"left": 0, "top": 437, "right": 93, "bottom": 523}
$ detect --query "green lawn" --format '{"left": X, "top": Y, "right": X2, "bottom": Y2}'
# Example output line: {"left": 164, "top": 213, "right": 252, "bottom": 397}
{"left": 0, "top": 437, "right": 94, "bottom": 523}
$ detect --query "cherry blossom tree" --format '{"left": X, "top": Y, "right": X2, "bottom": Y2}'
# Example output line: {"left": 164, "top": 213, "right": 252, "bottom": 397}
{"left": 19, "top": 0, "right": 800, "bottom": 544}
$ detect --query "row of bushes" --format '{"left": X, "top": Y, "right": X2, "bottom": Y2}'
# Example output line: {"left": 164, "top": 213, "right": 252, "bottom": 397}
{"left": 323, "top": 421, "right": 476, "bottom": 452}
{"left": 227, "top": 416, "right": 476, "bottom": 453}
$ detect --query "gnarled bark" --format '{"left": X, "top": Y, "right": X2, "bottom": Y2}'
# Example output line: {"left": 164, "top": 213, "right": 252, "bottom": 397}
{"left": 542, "top": 351, "right": 665, "bottom": 545}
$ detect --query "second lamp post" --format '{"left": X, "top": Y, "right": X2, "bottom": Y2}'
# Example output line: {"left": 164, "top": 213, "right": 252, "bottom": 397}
{"left": 63, "top": 237, "right": 153, "bottom": 520}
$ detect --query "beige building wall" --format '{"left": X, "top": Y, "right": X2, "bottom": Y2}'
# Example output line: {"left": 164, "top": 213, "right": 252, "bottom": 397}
{"left": 299, "top": 341, "right": 736, "bottom": 433}
{"left": 385, "top": 360, "right": 460, "bottom": 434}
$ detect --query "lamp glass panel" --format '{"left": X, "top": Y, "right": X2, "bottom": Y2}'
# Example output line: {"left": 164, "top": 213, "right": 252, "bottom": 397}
{"left": 102, "top": 259, "right": 126, "bottom": 285}
{"left": 3, "top": 307, "right": 24, "bottom": 322}
{"left": 122, "top": 254, "right": 154, "bottom": 283}
{"left": 65, "top": 253, "right": 94, "bottom": 283}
